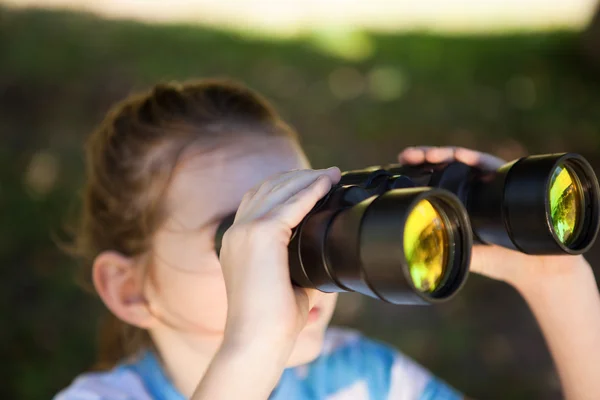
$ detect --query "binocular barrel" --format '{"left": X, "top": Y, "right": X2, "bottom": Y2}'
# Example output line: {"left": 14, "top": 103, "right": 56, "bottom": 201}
{"left": 287, "top": 186, "right": 472, "bottom": 305}
{"left": 215, "top": 153, "right": 600, "bottom": 305}
{"left": 386, "top": 153, "right": 600, "bottom": 255}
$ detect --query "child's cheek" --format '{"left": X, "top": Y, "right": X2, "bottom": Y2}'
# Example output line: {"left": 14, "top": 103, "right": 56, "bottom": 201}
{"left": 152, "top": 257, "right": 229, "bottom": 335}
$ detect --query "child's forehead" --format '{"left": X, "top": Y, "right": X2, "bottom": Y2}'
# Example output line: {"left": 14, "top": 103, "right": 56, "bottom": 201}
{"left": 165, "top": 136, "right": 308, "bottom": 228}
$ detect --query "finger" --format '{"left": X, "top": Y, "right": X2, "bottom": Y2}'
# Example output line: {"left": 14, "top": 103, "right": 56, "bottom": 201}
{"left": 240, "top": 169, "right": 302, "bottom": 210}
{"left": 252, "top": 169, "right": 303, "bottom": 198}
{"left": 398, "top": 146, "right": 434, "bottom": 164}
{"left": 237, "top": 168, "right": 337, "bottom": 218}
{"left": 235, "top": 188, "right": 260, "bottom": 219}
{"left": 236, "top": 171, "right": 297, "bottom": 218}
{"left": 267, "top": 174, "right": 335, "bottom": 228}
{"left": 453, "top": 147, "right": 506, "bottom": 170}
{"left": 424, "top": 147, "right": 456, "bottom": 164}
{"left": 265, "top": 167, "right": 340, "bottom": 198}
{"left": 241, "top": 169, "right": 340, "bottom": 223}
{"left": 236, "top": 171, "right": 297, "bottom": 217}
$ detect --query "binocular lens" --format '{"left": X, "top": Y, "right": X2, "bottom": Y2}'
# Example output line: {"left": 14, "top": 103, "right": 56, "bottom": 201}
{"left": 404, "top": 199, "right": 449, "bottom": 293}
{"left": 465, "top": 153, "right": 599, "bottom": 254}
{"left": 549, "top": 163, "right": 583, "bottom": 246}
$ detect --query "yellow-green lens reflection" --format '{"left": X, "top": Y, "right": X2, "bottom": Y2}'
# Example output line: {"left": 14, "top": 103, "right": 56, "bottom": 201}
{"left": 403, "top": 200, "right": 449, "bottom": 293}
{"left": 549, "top": 164, "right": 583, "bottom": 246}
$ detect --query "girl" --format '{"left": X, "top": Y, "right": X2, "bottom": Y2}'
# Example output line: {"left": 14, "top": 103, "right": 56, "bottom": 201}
{"left": 56, "top": 80, "right": 600, "bottom": 400}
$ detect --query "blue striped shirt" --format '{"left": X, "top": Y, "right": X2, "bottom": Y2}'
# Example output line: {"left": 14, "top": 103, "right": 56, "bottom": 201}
{"left": 55, "top": 327, "right": 462, "bottom": 400}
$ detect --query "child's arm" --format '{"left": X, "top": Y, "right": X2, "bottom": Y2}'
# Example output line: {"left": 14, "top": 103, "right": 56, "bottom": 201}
{"left": 191, "top": 340, "right": 291, "bottom": 400}
{"left": 399, "top": 146, "right": 600, "bottom": 400}
{"left": 191, "top": 167, "right": 342, "bottom": 400}
{"left": 516, "top": 256, "right": 600, "bottom": 400}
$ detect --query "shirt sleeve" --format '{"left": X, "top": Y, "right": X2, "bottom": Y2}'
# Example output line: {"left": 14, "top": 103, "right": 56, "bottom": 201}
{"left": 53, "top": 367, "right": 152, "bottom": 400}
{"left": 319, "top": 328, "right": 463, "bottom": 400}
{"left": 387, "top": 350, "right": 463, "bottom": 400}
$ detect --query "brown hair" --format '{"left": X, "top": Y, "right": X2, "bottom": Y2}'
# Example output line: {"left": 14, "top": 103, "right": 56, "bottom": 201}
{"left": 72, "top": 79, "right": 296, "bottom": 369}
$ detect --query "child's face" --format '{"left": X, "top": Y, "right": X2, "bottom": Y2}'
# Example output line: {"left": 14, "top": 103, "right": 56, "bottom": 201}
{"left": 146, "top": 135, "right": 338, "bottom": 366}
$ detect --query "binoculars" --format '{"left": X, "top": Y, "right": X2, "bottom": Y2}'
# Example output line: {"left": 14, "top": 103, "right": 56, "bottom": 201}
{"left": 215, "top": 153, "right": 600, "bottom": 305}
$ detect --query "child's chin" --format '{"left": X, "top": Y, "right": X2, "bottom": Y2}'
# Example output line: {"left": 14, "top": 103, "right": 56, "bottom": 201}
{"left": 284, "top": 328, "right": 326, "bottom": 367}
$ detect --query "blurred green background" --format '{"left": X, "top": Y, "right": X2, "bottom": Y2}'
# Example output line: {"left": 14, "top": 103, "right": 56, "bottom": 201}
{"left": 3, "top": 4, "right": 600, "bottom": 399}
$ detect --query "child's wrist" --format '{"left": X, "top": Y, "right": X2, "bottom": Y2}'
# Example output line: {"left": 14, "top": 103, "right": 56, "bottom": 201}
{"left": 512, "top": 256, "right": 595, "bottom": 303}
{"left": 219, "top": 333, "right": 293, "bottom": 370}
{"left": 193, "top": 337, "right": 290, "bottom": 399}
{"left": 213, "top": 336, "right": 291, "bottom": 387}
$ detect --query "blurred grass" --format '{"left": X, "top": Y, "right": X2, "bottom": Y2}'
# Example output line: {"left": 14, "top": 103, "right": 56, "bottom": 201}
{"left": 2, "top": 6, "right": 600, "bottom": 400}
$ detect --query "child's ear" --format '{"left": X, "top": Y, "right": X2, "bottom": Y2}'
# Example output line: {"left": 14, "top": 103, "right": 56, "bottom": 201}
{"left": 92, "top": 251, "right": 157, "bottom": 329}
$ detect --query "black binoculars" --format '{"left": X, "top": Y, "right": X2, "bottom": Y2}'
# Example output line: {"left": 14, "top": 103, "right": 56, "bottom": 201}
{"left": 216, "top": 153, "right": 600, "bottom": 305}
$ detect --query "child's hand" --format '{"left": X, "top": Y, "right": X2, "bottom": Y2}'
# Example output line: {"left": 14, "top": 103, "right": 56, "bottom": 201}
{"left": 398, "top": 146, "right": 588, "bottom": 293}
{"left": 196, "top": 169, "right": 340, "bottom": 399}
{"left": 400, "top": 147, "right": 600, "bottom": 400}
{"left": 218, "top": 167, "right": 341, "bottom": 356}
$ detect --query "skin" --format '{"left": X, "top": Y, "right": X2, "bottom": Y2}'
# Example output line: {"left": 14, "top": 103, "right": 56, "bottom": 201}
{"left": 93, "top": 140, "right": 600, "bottom": 400}
{"left": 399, "top": 147, "right": 600, "bottom": 400}
{"left": 93, "top": 135, "right": 339, "bottom": 396}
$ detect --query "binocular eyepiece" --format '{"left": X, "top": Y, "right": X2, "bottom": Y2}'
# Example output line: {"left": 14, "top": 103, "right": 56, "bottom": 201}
{"left": 216, "top": 153, "right": 600, "bottom": 305}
